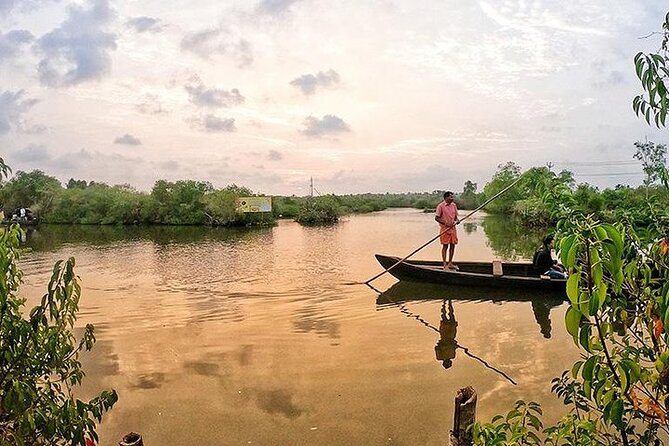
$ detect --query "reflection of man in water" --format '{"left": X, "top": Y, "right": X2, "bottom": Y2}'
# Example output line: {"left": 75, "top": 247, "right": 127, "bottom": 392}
{"left": 435, "top": 300, "right": 458, "bottom": 369}
{"left": 531, "top": 301, "right": 552, "bottom": 339}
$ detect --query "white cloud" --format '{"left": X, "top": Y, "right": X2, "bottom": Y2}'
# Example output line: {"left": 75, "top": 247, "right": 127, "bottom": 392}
{"left": 185, "top": 77, "right": 245, "bottom": 108}
{"left": 114, "top": 134, "right": 142, "bottom": 145}
{"left": 189, "top": 114, "right": 236, "bottom": 132}
{"left": 36, "top": 0, "right": 117, "bottom": 87}
{"left": 256, "top": 0, "right": 301, "bottom": 15}
{"left": 290, "top": 69, "right": 340, "bottom": 95}
{"left": 11, "top": 144, "right": 50, "bottom": 162}
{"left": 0, "top": 0, "right": 58, "bottom": 16}
{"left": 136, "top": 95, "right": 169, "bottom": 115}
{"left": 0, "top": 30, "right": 33, "bottom": 62}
{"left": 301, "top": 115, "right": 351, "bottom": 138}
{"left": 0, "top": 0, "right": 663, "bottom": 194}
{"left": 0, "top": 90, "right": 38, "bottom": 134}
{"left": 181, "top": 28, "right": 253, "bottom": 68}
{"left": 125, "top": 16, "right": 164, "bottom": 33}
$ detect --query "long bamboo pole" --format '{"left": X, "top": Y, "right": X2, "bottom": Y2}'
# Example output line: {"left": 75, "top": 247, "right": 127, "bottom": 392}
{"left": 364, "top": 175, "right": 526, "bottom": 285}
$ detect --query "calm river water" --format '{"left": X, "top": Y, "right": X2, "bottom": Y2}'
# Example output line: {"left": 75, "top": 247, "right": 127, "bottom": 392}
{"left": 19, "top": 209, "right": 579, "bottom": 445}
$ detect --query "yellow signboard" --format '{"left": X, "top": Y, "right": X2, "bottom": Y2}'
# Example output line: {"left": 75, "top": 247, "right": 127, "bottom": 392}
{"left": 235, "top": 196, "right": 272, "bottom": 213}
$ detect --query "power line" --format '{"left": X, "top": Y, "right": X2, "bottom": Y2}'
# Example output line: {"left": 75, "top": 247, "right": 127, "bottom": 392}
{"left": 572, "top": 172, "right": 643, "bottom": 177}
{"left": 555, "top": 160, "right": 641, "bottom": 167}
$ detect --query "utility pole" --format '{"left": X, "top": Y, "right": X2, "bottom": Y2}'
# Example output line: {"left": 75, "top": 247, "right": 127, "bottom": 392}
{"left": 310, "top": 177, "right": 314, "bottom": 197}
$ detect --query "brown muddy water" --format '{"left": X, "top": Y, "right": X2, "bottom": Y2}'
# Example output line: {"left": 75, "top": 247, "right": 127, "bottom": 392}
{"left": 18, "top": 209, "right": 579, "bottom": 445}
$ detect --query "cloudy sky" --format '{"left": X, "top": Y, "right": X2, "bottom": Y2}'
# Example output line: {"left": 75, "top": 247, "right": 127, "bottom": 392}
{"left": 0, "top": 0, "right": 666, "bottom": 195}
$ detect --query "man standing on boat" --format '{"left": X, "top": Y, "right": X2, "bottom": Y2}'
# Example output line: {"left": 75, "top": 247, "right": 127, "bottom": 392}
{"left": 435, "top": 191, "right": 460, "bottom": 271}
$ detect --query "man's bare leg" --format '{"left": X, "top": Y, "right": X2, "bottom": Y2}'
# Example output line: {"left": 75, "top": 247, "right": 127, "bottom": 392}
{"left": 447, "top": 244, "right": 457, "bottom": 270}
{"left": 442, "top": 244, "right": 448, "bottom": 270}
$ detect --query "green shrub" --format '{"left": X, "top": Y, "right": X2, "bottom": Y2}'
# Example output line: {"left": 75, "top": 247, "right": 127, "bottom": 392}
{"left": 295, "top": 196, "right": 340, "bottom": 225}
{"left": 511, "top": 198, "right": 552, "bottom": 227}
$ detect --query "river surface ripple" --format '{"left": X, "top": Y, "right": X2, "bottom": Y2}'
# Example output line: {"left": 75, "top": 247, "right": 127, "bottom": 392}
{"left": 18, "top": 209, "right": 579, "bottom": 445}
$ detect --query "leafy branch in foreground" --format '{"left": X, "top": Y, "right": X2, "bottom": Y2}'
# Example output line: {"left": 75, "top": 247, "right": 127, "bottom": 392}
{"left": 474, "top": 216, "right": 669, "bottom": 445}
{"left": 634, "top": 12, "right": 669, "bottom": 127}
{"left": 474, "top": 10, "right": 669, "bottom": 443}
{"left": 0, "top": 224, "right": 117, "bottom": 445}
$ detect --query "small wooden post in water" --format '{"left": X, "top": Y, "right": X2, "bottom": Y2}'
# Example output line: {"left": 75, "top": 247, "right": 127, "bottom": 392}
{"left": 119, "top": 432, "right": 144, "bottom": 446}
{"left": 450, "top": 386, "right": 477, "bottom": 446}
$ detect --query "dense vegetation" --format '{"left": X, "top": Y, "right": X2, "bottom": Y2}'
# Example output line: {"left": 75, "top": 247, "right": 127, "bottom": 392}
{"left": 2, "top": 137, "right": 669, "bottom": 230}
{"left": 2, "top": 154, "right": 668, "bottom": 227}
{"left": 470, "top": 12, "right": 669, "bottom": 446}
{"left": 0, "top": 171, "right": 482, "bottom": 226}
{"left": 0, "top": 159, "right": 117, "bottom": 445}
{"left": 0, "top": 174, "right": 269, "bottom": 226}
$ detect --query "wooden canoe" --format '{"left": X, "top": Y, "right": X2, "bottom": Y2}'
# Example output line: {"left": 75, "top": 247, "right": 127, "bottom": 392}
{"left": 375, "top": 254, "right": 566, "bottom": 291}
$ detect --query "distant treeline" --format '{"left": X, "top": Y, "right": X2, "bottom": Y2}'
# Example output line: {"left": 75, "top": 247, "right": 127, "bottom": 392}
{"left": 0, "top": 170, "right": 485, "bottom": 226}
{"left": 481, "top": 146, "right": 669, "bottom": 236}
{"left": 1, "top": 140, "right": 667, "bottom": 229}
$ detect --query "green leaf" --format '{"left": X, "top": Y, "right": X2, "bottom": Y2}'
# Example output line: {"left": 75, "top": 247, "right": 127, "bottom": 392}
{"left": 614, "top": 270, "right": 624, "bottom": 291}
{"left": 594, "top": 226, "right": 608, "bottom": 241}
{"left": 608, "top": 399, "right": 624, "bottom": 428}
{"left": 622, "top": 359, "right": 641, "bottom": 384}
{"left": 618, "top": 363, "right": 629, "bottom": 394}
{"left": 588, "top": 290, "right": 599, "bottom": 316}
{"left": 635, "top": 52, "right": 645, "bottom": 79}
{"left": 579, "top": 292, "right": 591, "bottom": 316}
{"left": 560, "top": 234, "right": 576, "bottom": 266}
{"left": 566, "top": 239, "right": 580, "bottom": 268}
{"left": 582, "top": 356, "right": 597, "bottom": 382}
{"left": 601, "top": 224, "right": 622, "bottom": 253}
{"left": 591, "top": 249, "right": 603, "bottom": 286}
{"left": 579, "top": 324, "right": 591, "bottom": 352}
{"left": 583, "top": 379, "right": 592, "bottom": 400}
{"left": 565, "top": 307, "right": 582, "bottom": 341}
{"left": 596, "top": 284, "right": 607, "bottom": 312}
{"left": 566, "top": 273, "right": 580, "bottom": 305}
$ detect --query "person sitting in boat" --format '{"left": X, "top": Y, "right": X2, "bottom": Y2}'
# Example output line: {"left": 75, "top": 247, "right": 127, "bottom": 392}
{"left": 533, "top": 234, "right": 566, "bottom": 279}
{"left": 435, "top": 300, "right": 458, "bottom": 369}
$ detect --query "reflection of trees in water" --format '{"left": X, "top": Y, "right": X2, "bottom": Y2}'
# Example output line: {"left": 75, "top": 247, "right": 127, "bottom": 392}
{"left": 292, "top": 306, "right": 341, "bottom": 340}
{"left": 22, "top": 224, "right": 271, "bottom": 251}
{"left": 481, "top": 214, "right": 545, "bottom": 261}
{"left": 462, "top": 222, "right": 477, "bottom": 234}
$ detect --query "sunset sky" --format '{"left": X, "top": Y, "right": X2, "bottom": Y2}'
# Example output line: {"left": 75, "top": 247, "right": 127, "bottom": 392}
{"left": 1, "top": 0, "right": 666, "bottom": 195}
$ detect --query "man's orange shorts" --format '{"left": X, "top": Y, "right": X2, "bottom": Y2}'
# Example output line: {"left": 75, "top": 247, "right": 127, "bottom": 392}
{"left": 440, "top": 229, "right": 458, "bottom": 245}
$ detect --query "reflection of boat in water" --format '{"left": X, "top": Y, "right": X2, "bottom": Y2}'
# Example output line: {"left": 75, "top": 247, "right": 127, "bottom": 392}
{"left": 375, "top": 254, "right": 566, "bottom": 291}
{"left": 376, "top": 280, "right": 565, "bottom": 305}
{"left": 376, "top": 281, "right": 565, "bottom": 339}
